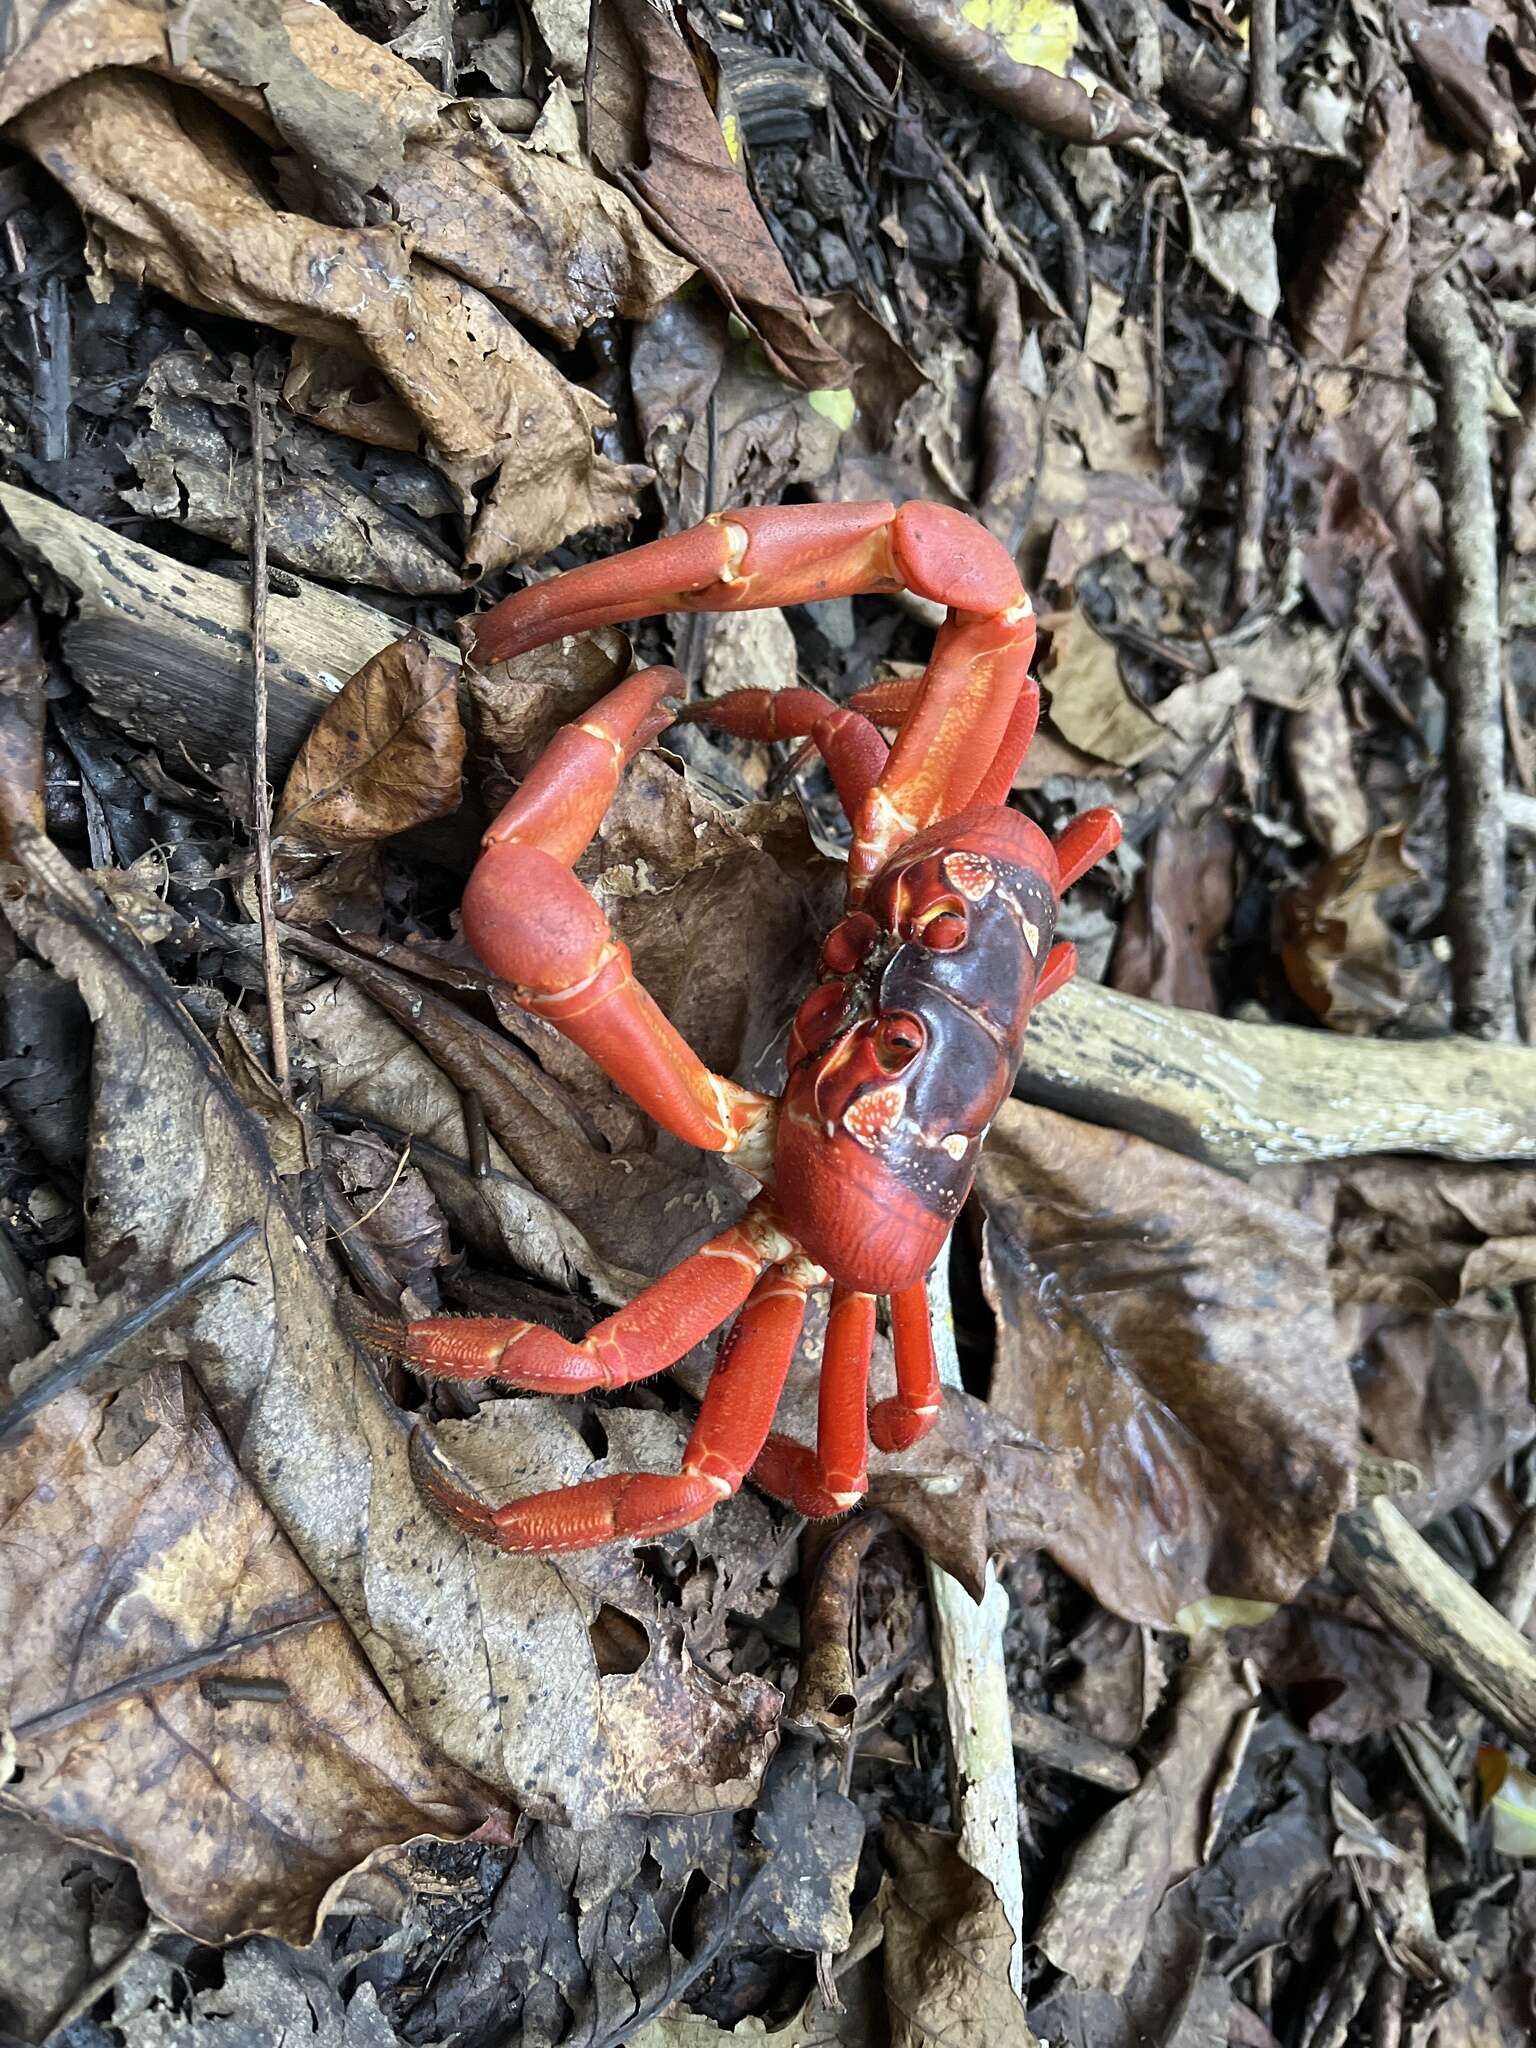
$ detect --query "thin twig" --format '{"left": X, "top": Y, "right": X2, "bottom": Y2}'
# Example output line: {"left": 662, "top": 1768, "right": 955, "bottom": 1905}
{"left": 0, "top": 1221, "right": 258, "bottom": 1443}
{"left": 1003, "top": 131, "right": 1089, "bottom": 340}
{"left": 1409, "top": 276, "right": 1516, "bottom": 1040}
{"left": 248, "top": 372, "right": 291, "bottom": 1093}
{"left": 1232, "top": 0, "right": 1277, "bottom": 615}
{"left": 924, "top": 1247, "right": 1027, "bottom": 1995}
{"left": 12, "top": 1600, "right": 334, "bottom": 1739}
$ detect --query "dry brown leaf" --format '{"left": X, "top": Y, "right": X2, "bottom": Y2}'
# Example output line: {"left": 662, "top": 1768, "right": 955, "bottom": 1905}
{"left": 1111, "top": 802, "right": 1236, "bottom": 1013}
{"left": 124, "top": 351, "right": 464, "bottom": 598}
{"left": 1, "top": 1368, "right": 506, "bottom": 1943}
{"left": 3, "top": 834, "right": 780, "bottom": 1825}
{"left": 275, "top": 634, "right": 464, "bottom": 850}
{"left": 1298, "top": 1156, "right": 1536, "bottom": 1306}
{"left": 468, "top": 626, "right": 631, "bottom": 780}
{"left": 326, "top": 1128, "right": 450, "bottom": 1308}
{"left": 879, "top": 1821, "right": 1039, "bottom": 2045}
{"left": 8, "top": 70, "right": 644, "bottom": 575}
{"left": 977, "top": 1101, "right": 1357, "bottom": 1626}
{"left": 1286, "top": 681, "right": 1370, "bottom": 859}
{"left": 1040, "top": 611, "right": 1168, "bottom": 767}
{"left": 1036, "top": 1637, "right": 1256, "bottom": 1993}
{"left": 1279, "top": 823, "right": 1419, "bottom": 1033}
{"left": 1396, "top": 0, "right": 1525, "bottom": 168}
{"left": 1293, "top": 75, "right": 1412, "bottom": 369}
{"left": 588, "top": 0, "right": 847, "bottom": 390}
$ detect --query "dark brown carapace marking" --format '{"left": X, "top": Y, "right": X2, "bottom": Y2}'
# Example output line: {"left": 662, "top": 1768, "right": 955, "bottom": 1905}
{"left": 774, "top": 804, "right": 1060, "bottom": 1293}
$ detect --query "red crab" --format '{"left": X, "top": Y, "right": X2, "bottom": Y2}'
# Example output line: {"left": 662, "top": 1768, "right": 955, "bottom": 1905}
{"left": 367, "top": 500, "right": 1120, "bottom": 1552}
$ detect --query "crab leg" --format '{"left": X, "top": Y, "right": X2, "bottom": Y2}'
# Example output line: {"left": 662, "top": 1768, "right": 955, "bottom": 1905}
{"left": 465, "top": 667, "right": 772, "bottom": 1160}
{"left": 413, "top": 1262, "right": 812, "bottom": 1552}
{"left": 362, "top": 1204, "right": 787, "bottom": 1389}
{"left": 471, "top": 500, "right": 1037, "bottom": 894}
{"left": 674, "top": 686, "right": 889, "bottom": 822}
{"left": 869, "top": 1282, "right": 942, "bottom": 1452}
{"left": 814, "top": 1286, "right": 877, "bottom": 1507}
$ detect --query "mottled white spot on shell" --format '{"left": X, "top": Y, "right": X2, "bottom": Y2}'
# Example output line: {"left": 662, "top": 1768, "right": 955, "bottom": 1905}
{"left": 944, "top": 851, "right": 996, "bottom": 901}
{"left": 940, "top": 1132, "right": 968, "bottom": 1160}
{"left": 1022, "top": 916, "right": 1040, "bottom": 956}
{"left": 843, "top": 1083, "right": 906, "bottom": 1150}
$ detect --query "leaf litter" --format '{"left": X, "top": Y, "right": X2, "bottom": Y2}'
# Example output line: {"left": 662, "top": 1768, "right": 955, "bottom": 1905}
{"left": 4, "top": 0, "right": 1536, "bottom": 2035}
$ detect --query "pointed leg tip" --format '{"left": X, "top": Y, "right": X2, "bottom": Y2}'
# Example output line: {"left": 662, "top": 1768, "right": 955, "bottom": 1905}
{"left": 408, "top": 1425, "right": 508, "bottom": 1544}
{"left": 339, "top": 1290, "right": 413, "bottom": 1361}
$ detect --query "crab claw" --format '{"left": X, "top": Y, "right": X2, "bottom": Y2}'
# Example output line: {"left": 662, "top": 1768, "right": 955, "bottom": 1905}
{"left": 471, "top": 501, "right": 1026, "bottom": 665}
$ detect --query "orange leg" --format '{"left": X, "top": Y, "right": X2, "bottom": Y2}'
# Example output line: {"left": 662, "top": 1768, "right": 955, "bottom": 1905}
{"left": 1032, "top": 941, "right": 1079, "bottom": 1005}
{"left": 464, "top": 667, "right": 774, "bottom": 1160}
{"left": 413, "top": 1262, "right": 812, "bottom": 1552}
{"left": 362, "top": 1203, "right": 790, "bottom": 1390}
{"left": 748, "top": 1284, "right": 879, "bottom": 1519}
{"left": 470, "top": 501, "right": 1038, "bottom": 896}
{"left": 869, "top": 1282, "right": 942, "bottom": 1452}
{"left": 675, "top": 686, "right": 889, "bottom": 825}
{"left": 1054, "top": 806, "right": 1123, "bottom": 890}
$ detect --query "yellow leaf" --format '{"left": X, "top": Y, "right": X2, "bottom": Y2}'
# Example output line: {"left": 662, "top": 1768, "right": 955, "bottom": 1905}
{"left": 808, "top": 387, "right": 856, "bottom": 430}
{"left": 720, "top": 110, "right": 741, "bottom": 164}
{"left": 961, "top": 0, "right": 1078, "bottom": 76}
{"left": 1175, "top": 1596, "right": 1280, "bottom": 1634}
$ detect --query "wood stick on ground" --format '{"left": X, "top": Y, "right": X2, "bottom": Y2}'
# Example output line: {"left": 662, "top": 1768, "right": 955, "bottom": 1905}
{"left": 1409, "top": 275, "right": 1516, "bottom": 1042}
{"left": 1232, "top": 0, "right": 1277, "bottom": 614}
{"left": 1331, "top": 1495, "right": 1536, "bottom": 1753}
{"left": 924, "top": 1250, "right": 1027, "bottom": 1996}
{"left": 1019, "top": 977, "right": 1536, "bottom": 1171}
{"left": 247, "top": 375, "right": 290, "bottom": 1093}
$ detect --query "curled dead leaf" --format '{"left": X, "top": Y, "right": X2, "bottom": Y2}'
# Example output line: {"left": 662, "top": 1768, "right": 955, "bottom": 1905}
{"left": 275, "top": 633, "right": 464, "bottom": 851}
{"left": 588, "top": 0, "right": 848, "bottom": 390}
{"left": 1279, "top": 823, "right": 1420, "bottom": 1033}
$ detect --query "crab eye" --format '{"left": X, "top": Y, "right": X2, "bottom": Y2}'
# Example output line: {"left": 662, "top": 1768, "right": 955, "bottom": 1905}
{"left": 921, "top": 911, "right": 967, "bottom": 951}
{"left": 820, "top": 912, "right": 880, "bottom": 977}
{"left": 873, "top": 1011, "right": 926, "bottom": 1073}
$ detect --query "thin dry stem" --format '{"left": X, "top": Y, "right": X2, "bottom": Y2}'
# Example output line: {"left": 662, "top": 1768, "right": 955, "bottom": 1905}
{"left": 248, "top": 375, "right": 291, "bottom": 1093}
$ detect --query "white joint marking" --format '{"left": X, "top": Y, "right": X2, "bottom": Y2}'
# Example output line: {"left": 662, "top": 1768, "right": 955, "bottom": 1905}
{"left": 828, "top": 1488, "right": 865, "bottom": 1510}
{"left": 576, "top": 721, "right": 624, "bottom": 761}
{"left": 1003, "top": 596, "right": 1034, "bottom": 624}
{"left": 1021, "top": 916, "right": 1040, "bottom": 956}
{"left": 714, "top": 519, "right": 750, "bottom": 584}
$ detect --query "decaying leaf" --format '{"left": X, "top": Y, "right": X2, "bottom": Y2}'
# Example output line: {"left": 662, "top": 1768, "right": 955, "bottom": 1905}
{"left": 0, "top": 1814, "right": 145, "bottom": 2046}
{"left": 6, "top": 9, "right": 653, "bottom": 576}
{"left": 1040, "top": 611, "right": 1167, "bottom": 767}
{"left": 588, "top": 0, "right": 848, "bottom": 390}
{"left": 880, "top": 1821, "right": 1038, "bottom": 2045}
{"left": 275, "top": 634, "right": 464, "bottom": 851}
{"left": 1111, "top": 801, "right": 1236, "bottom": 1012}
{"left": 124, "top": 351, "right": 464, "bottom": 598}
{"left": 977, "top": 1101, "right": 1358, "bottom": 1626}
{"left": 3, "top": 833, "right": 780, "bottom": 1826}
{"left": 0, "top": 605, "right": 48, "bottom": 859}
{"left": 1036, "top": 1637, "right": 1257, "bottom": 1994}
{"left": 1, "top": 1368, "right": 506, "bottom": 1943}
{"left": 1286, "top": 680, "right": 1370, "bottom": 858}
{"left": 1279, "top": 823, "right": 1420, "bottom": 1032}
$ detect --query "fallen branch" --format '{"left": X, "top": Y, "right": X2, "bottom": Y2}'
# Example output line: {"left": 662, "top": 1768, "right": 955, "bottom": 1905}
{"left": 862, "top": 0, "right": 1157, "bottom": 146}
{"left": 0, "top": 482, "right": 456, "bottom": 778}
{"left": 924, "top": 1253, "right": 1027, "bottom": 1996}
{"left": 1331, "top": 1496, "right": 1536, "bottom": 1754}
{"left": 1018, "top": 979, "right": 1536, "bottom": 1171}
{"left": 1408, "top": 276, "right": 1515, "bottom": 1041}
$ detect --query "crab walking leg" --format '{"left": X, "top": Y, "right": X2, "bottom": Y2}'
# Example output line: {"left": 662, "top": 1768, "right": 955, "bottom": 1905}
{"left": 869, "top": 1281, "right": 942, "bottom": 1452}
{"left": 814, "top": 1286, "right": 878, "bottom": 1505}
{"left": 675, "top": 686, "right": 889, "bottom": 823}
{"left": 1054, "top": 805, "right": 1124, "bottom": 890}
{"left": 847, "top": 669, "right": 1040, "bottom": 806}
{"left": 1031, "top": 940, "right": 1079, "bottom": 1006}
{"left": 464, "top": 670, "right": 773, "bottom": 1159}
{"left": 369, "top": 1207, "right": 785, "bottom": 1389}
{"left": 417, "top": 1264, "right": 813, "bottom": 1553}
